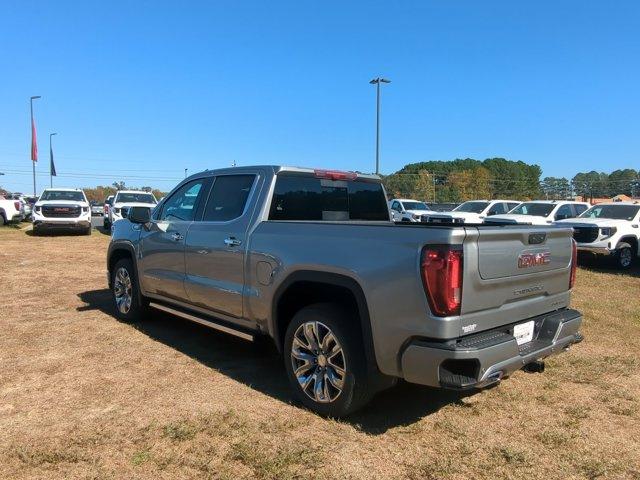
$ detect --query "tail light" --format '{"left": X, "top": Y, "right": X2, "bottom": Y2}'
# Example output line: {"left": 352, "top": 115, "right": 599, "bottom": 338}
{"left": 314, "top": 169, "right": 358, "bottom": 181}
{"left": 569, "top": 239, "right": 577, "bottom": 289}
{"left": 421, "top": 245, "right": 463, "bottom": 317}
{"left": 14, "top": 201, "right": 21, "bottom": 210}
{"left": 104, "top": 204, "right": 110, "bottom": 214}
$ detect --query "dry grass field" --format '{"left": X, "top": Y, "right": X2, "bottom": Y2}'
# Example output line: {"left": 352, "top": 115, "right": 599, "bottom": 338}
{"left": 1, "top": 225, "right": 639, "bottom": 480}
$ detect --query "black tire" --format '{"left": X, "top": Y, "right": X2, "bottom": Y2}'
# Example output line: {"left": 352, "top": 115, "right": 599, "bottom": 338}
{"left": 111, "top": 258, "right": 148, "bottom": 322}
{"left": 84, "top": 226, "right": 92, "bottom": 236}
{"left": 615, "top": 243, "right": 634, "bottom": 270}
{"left": 283, "top": 303, "right": 373, "bottom": 417}
{"left": 103, "top": 219, "right": 111, "bottom": 230}
{"left": 0, "top": 212, "right": 6, "bottom": 226}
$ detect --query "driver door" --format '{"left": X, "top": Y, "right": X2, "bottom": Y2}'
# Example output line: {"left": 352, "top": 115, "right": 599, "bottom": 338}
{"left": 138, "top": 178, "right": 210, "bottom": 302}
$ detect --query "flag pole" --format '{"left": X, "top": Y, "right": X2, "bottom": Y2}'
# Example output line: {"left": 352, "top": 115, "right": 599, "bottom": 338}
{"left": 49, "top": 133, "right": 57, "bottom": 188}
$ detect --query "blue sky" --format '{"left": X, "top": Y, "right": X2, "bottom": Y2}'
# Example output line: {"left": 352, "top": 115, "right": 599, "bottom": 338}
{"left": 1, "top": 1, "right": 638, "bottom": 194}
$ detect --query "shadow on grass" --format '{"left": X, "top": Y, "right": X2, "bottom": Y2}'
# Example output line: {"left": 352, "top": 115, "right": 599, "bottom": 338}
{"left": 77, "top": 288, "right": 473, "bottom": 433}
{"left": 578, "top": 256, "right": 640, "bottom": 278}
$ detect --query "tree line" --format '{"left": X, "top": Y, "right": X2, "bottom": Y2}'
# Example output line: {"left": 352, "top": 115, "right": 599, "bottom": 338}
{"left": 382, "top": 159, "right": 640, "bottom": 204}
{"left": 82, "top": 182, "right": 165, "bottom": 203}
{"left": 382, "top": 158, "right": 542, "bottom": 202}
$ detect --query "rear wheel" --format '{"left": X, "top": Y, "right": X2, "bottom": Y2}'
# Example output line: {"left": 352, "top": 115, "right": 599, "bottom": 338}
{"left": 84, "top": 226, "right": 92, "bottom": 236}
{"left": 0, "top": 212, "right": 6, "bottom": 226}
{"left": 283, "top": 303, "right": 372, "bottom": 417}
{"left": 615, "top": 243, "right": 633, "bottom": 269}
{"left": 111, "top": 258, "right": 147, "bottom": 322}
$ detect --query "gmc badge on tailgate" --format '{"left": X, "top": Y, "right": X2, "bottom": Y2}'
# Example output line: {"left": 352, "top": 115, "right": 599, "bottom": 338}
{"left": 518, "top": 251, "right": 551, "bottom": 268}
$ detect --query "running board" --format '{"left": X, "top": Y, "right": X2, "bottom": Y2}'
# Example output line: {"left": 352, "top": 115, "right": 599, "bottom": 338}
{"left": 149, "top": 302, "right": 255, "bottom": 342}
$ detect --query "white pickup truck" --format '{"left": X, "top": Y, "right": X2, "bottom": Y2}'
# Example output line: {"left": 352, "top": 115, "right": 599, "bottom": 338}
{"left": 484, "top": 201, "right": 590, "bottom": 226}
{"left": 0, "top": 197, "right": 24, "bottom": 225}
{"left": 423, "top": 199, "right": 521, "bottom": 225}
{"left": 107, "top": 190, "right": 157, "bottom": 228}
{"left": 388, "top": 198, "right": 435, "bottom": 222}
{"left": 32, "top": 188, "right": 92, "bottom": 235}
{"left": 557, "top": 201, "right": 640, "bottom": 269}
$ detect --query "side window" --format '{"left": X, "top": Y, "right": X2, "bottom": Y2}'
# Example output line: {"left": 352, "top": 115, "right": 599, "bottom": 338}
{"left": 202, "top": 175, "right": 255, "bottom": 222}
{"left": 555, "top": 204, "right": 573, "bottom": 220}
{"left": 487, "top": 203, "right": 505, "bottom": 215}
{"left": 574, "top": 204, "right": 588, "bottom": 215}
{"left": 159, "top": 179, "right": 207, "bottom": 221}
{"left": 391, "top": 201, "right": 400, "bottom": 212}
{"left": 507, "top": 202, "right": 519, "bottom": 211}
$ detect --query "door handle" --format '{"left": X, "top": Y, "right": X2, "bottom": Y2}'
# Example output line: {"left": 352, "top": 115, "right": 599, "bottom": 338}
{"left": 171, "top": 232, "right": 184, "bottom": 242}
{"left": 224, "top": 237, "right": 242, "bottom": 247}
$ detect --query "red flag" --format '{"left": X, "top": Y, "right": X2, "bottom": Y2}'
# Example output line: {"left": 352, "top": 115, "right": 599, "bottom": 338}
{"left": 31, "top": 117, "right": 38, "bottom": 162}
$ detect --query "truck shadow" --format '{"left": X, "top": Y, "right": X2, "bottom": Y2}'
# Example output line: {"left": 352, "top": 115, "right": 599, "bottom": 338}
{"left": 77, "top": 288, "right": 473, "bottom": 434}
{"left": 578, "top": 257, "right": 640, "bottom": 278}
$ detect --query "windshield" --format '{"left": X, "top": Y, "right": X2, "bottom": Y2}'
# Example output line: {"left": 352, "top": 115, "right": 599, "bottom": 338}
{"left": 402, "top": 201, "right": 429, "bottom": 211}
{"left": 453, "top": 201, "right": 489, "bottom": 213}
{"left": 580, "top": 204, "right": 640, "bottom": 221}
{"left": 40, "top": 190, "right": 85, "bottom": 202}
{"left": 510, "top": 202, "right": 555, "bottom": 217}
{"left": 115, "top": 192, "right": 156, "bottom": 204}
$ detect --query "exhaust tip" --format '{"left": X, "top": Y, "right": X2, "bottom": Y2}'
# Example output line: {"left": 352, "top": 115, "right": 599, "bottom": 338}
{"left": 523, "top": 360, "right": 545, "bottom": 373}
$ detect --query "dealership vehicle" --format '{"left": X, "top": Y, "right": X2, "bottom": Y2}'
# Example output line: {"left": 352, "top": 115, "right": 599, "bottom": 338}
{"left": 32, "top": 188, "right": 92, "bottom": 235}
{"left": 103, "top": 196, "right": 115, "bottom": 228}
{"left": 556, "top": 202, "right": 640, "bottom": 269}
{"left": 90, "top": 201, "right": 105, "bottom": 216}
{"left": 108, "top": 166, "right": 583, "bottom": 416}
{"left": 388, "top": 198, "right": 435, "bottom": 222}
{"left": 423, "top": 199, "right": 521, "bottom": 225}
{"left": 483, "top": 200, "right": 589, "bottom": 225}
{"left": 0, "top": 197, "right": 24, "bottom": 225}
{"left": 10, "top": 194, "right": 32, "bottom": 220}
{"left": 107, "top": 190, "right": 157, "bottom": 228}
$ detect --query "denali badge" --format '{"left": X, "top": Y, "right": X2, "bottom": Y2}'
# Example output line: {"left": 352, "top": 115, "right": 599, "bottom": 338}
{"left": 518, "top": 251, "right": 551, "bottom": 268}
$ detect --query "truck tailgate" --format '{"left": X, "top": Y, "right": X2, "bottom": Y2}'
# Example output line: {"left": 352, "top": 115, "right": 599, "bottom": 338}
{"left": 459, "top": 225, "right": 574, "bottom": 336}
{"left": 477, "top": 226, "right": 571, "bottom": 279}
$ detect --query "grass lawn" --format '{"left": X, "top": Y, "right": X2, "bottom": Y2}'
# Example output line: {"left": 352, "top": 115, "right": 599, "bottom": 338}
{"left": 0, "top": 226, "right": 638, "bottom": 479}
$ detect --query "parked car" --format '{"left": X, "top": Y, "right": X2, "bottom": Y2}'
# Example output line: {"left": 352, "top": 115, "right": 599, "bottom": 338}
{"left": 483, "top": 201, "right": 590, "bottom": 225}
{"left": 32, "top": 188, "right": 92, "bottom": 235}
{"left": 90, "top": 201, "right": 104, "bottom": 216}
{"left": 0, "top": 197, "right": 24, "bottom": 225}
{"left": 388, "top": 198, "right": 435, "bottom": 222}
{"left": 106, "top": 190, "right": 157, "bottom": 229}
{"left": 10, "top": 194, "right": 32, "bottom": 220}
{"left": 556, "top": 201, "right": 640, "bottom": 269}
{"left": 108, "top": 166, "right": 583, "bottom": 416}
{"left": 422, "top": 199, "right": 521, "bottom": 224}
{"left": 103, "top": 195, "right": 115, "bottom": 229}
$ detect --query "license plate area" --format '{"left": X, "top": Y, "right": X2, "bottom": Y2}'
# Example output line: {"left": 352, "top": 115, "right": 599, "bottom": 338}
{"left": 513, "top": 320, "right": 535, "bottom": 346}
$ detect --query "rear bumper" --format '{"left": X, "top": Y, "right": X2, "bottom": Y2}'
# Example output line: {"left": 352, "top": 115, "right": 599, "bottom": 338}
{"left": 400, "top": 308, "right": 583, "bottom": 389}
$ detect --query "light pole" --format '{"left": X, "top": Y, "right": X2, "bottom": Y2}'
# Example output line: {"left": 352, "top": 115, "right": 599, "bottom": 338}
{"left": 49, "top": 133, "right": 57, "bottom": 187}
{"left": 30, "top": 95, "right": 42, "bottom": 196}
{"left": 184, "top": 168, "right": 188, "bottom": 178}
{"left": 369, "top": 77, "right": 390, "bottom": 175}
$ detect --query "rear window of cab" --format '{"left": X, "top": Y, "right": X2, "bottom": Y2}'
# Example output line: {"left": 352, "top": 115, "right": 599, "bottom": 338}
{"left": 269, "top": 174, "right": 389, "bottom": 221}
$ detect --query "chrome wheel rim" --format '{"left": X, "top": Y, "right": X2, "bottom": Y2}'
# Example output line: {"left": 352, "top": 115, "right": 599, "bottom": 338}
{"left": 114, "top": 267, "right": 133, "bottom": 314}
{"left": 291, "top": 321, "right": 346, "bottom": 404}
{"left": 620, "top": 249, "right": 632, "bottom": 267}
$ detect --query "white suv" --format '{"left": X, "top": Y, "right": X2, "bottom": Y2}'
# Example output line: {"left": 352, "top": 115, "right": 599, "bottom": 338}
{"left": 32, "top": 188, "right": 92, "bottom": 235}
{"left": 423, "top": 199, "right": 521, "bottom": 225}
{"left": 484, "top": 200, "right": 590, "bottom": 225}
{"left": 388, "top": 198, "right": 435, "bottom": 222}
{"left": 108, "top": 190, "right": 157, "bottom": 227}
{"left": 557, "top": 201, "right": 640, "bottom": 269}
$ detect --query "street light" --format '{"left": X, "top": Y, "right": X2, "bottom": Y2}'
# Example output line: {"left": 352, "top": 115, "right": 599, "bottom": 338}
{"left": 49, "top": 133, "right": 57, "bottom": 187}
{"left": 30, "top": 95, "right": 42, "bottom": 196}
{"left": 369, "top": 78, "right": 390, "bottom": 175}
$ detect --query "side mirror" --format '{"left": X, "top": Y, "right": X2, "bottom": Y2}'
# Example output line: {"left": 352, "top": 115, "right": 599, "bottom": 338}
{"left": 129, "top": 206, "right": 151, "bottom": 224}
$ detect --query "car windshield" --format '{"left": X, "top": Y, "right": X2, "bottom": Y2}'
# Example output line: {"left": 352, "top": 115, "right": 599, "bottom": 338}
{"left": 115, "top": 193, "right": 156, "bottom": 204}
{"left": 510, "top": 202, "right": 555, "bottom": 217}
{"left": 402, "top": 201, "right": 429, "bottom": 210}
{"left": 453, "top": 201, "right": 489, "bottom": 213}
{"left": 580, "top": 204, "right": 640, "bottom": 221}
{"left": 40, "top": 190, "right": 85, "bottom": 202}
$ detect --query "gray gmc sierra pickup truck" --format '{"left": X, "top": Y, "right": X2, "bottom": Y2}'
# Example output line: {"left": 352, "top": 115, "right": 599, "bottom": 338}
{"left": 107, "top": 165, "right": 583, "bottom": 416}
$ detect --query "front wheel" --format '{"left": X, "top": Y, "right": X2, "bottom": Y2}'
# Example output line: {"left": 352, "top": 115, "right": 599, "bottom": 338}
{"left": 615, "top": 244, "right": 634, "bottom": 269}
{"left": 283, "top": 303, "right": 372, "bottom": 417}
{"left": 111, "top": 258, "right": 147, "bottom": 322}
